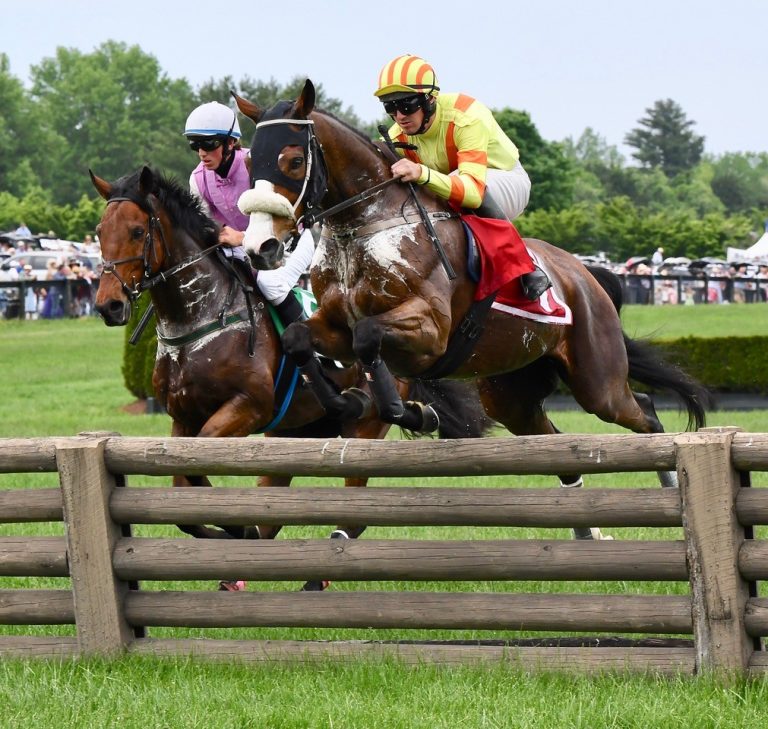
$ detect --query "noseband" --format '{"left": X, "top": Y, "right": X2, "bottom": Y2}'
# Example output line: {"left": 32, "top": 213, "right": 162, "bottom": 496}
{"left": 102, "top": 196, "right": 221, "bottom": 300}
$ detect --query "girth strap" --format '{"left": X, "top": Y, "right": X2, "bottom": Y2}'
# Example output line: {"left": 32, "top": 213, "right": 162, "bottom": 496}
{"left": 156, "top": 309, "right": 252, "bottom": 347}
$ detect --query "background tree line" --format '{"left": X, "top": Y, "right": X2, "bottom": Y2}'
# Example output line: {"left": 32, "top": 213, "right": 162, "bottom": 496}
{"left": 1, "top": 42, "right": 767, "bottom": 263}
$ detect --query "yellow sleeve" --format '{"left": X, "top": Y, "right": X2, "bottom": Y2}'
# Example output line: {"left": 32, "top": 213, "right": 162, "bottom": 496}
{"left": 419, "top": 118, "right": 488, "bottom": 209}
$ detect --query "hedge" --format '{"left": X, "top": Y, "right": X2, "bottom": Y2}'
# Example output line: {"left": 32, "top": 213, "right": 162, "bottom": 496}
{"left": 121, "top": 328, "right": 768, "bottom": 406}
{"left": 655, "top": 336, "right": 768, "bottom": 394}
{"left": 122, "top": 292, "right": 156, "bottom": 400}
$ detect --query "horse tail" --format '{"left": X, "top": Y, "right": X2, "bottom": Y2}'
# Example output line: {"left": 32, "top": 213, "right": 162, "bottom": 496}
{"left": 585, "top": 265, "right": 713, "bottom": 431}
{"left": 403, "top": 379, "right": 495, "bottom": 439}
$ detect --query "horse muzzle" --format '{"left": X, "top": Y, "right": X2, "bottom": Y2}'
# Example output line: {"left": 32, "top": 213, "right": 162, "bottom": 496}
{"left": 247, "top": 238, "right": 284, "bottom": 271}
{"left": 95, "top": 298, "right": 132, "bottom": 326}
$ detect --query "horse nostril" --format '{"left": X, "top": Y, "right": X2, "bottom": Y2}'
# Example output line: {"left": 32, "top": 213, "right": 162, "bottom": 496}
{"left": 96, "top": 299, "right": 129, "bottom": 325}
{"left": 247, "top": 238, "right": 285, "bottom": 271}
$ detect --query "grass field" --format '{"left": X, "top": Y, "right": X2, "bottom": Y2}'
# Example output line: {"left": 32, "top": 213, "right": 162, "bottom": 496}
{"left": 1, "top": 309, "right": 767, "bottom": 728}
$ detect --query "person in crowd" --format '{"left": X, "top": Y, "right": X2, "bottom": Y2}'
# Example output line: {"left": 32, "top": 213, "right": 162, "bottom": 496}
{"left": 15, "top": 222, "right": 32, "bottom": 238}
{"left": 373, "top": 53, "right": 550, "bottom": 300}
{"left": 22, "top": 264, "right": 37, "bottom": 320}
{"left": 184, "top": 101, "right": 315, "bottom": 326}
{"left": 651, "top": 247, "right": 665, "bottom": 267}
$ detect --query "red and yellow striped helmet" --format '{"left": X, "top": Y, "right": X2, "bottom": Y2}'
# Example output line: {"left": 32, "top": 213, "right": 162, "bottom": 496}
{"left": 374, "top": 54, "right": 440, "bottom": 99}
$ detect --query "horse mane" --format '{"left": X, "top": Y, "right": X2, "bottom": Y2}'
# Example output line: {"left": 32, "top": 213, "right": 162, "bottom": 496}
{"left": 111, "top": 168, "right": 220, "bottom": 247}
{"left": 313, "top": 108, "right": 381, "bottom": 153}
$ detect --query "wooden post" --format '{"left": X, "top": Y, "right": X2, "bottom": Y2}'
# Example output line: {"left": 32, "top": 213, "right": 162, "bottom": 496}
{"left": 676, "top": 428, "right": 753, "bottom": 675}
{"left": 56, "top": 433, "right": 134, "bottom": 656}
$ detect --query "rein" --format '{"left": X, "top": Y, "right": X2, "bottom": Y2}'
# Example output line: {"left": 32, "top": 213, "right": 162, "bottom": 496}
{"left": 103, "top": 195, "right": 224, "bottom": 298}
{"left": 255, "top": 117, "right": 457, "bottom": 280}
{"left": 104, "top": 195, "right": 258, "bottom": 355}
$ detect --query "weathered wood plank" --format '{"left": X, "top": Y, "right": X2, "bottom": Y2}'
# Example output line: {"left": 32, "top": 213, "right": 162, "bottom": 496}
{"left": 57, "top": 436, "right": 134, "bottom": 656}
{"left": 676, "top": 431, "right": 754, "bottom": 675}
{"left": 0, "top": 488, "right": 62, "bottom": 523}
{"left": 0, "top": 635, "right": 78, "bottom": 658}
{"left": 111, "top": 487, "right": 681, "bottom": 528}
{"left": 732, "top": 433, "right": 768, "bottom": 470}
{"left": 0, "top": 589, "right": 74, "bottom": 624}
{"left": 739, "top": 541, "right": 768, "bottom": 580}
{"left": 103, "top": 434, "right": 678, "bottom": 477}
{"left": 125, "top": 591, "right": 692, "bottom": 633}
{"left": 0, "top": 537, "right": 68, "bottom": 576}
{"left": 735, "top": 489, "right": 768, "bottom": 526}
{"left": 127, "top": 638, "right": 697, "bottom": 674}
{"left": 113, "top": 538, "right": 689, "bottom": 582}
{"left": 744, "top": 598, "right": 768, "bottom": 637}
{"left": 0, "top": 439, "right": 58, "bottom": 473}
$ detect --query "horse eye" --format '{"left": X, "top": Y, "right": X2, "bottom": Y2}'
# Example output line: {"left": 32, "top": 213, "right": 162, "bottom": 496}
{"left": 131, "top": 226, "right": 144, "bottom": 240}
{"left": 290, "top": 157, "right": 305, "bottom": 170}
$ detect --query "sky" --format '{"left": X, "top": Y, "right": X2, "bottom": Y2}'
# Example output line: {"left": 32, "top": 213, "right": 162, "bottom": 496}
{"left": 2, "top": 0, "right": 766, "bottom": 158}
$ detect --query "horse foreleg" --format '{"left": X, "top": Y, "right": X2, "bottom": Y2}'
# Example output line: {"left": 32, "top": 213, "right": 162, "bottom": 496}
{"left": 351, "top": 317, "right": 440, "bottom": 434}
{"left": 282, "top": 321, "right": 372, "bottom": 420}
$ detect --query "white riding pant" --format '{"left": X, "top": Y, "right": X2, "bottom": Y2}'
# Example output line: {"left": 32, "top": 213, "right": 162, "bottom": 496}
{"left": 255, "top": 228, "right": 315, "bottom": 305}
{"left": 485, "top": 162, "right": 531, "bottom": 221}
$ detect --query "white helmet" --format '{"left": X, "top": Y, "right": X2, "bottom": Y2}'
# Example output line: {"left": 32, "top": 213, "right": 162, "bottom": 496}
{"left": 184, "top": 101, "right": 241, "bottom": 138}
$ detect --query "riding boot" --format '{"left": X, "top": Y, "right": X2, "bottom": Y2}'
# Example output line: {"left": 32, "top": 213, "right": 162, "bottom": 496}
{"left": 520, "top": 267, "right": 552, "bottom": 301}
{"left": 474, "top": 190, "right": 552, "bottom": 301}
{"left": 273, "top": 292, "right": 307, "bottom": 328}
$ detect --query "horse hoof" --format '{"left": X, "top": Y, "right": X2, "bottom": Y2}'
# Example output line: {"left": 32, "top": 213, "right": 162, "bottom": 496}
{"left": 300, "top": 580, "right": 331, "bottom": 592}
{"left": 341, "top": 387, "right": 373, "bottom": 419}
{"left": 218, "top": 580, "right": 247, "bottom": 591}
{"left": 404, "top": 401, "right": 440, "bottom": 434}
{"left": 573, "top": 528, "right": 614, "bottom": 541}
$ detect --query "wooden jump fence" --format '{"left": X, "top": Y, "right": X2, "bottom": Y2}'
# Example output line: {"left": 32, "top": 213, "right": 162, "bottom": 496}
{"left": 0, "top": 428, "right": 766, "bottom": 676}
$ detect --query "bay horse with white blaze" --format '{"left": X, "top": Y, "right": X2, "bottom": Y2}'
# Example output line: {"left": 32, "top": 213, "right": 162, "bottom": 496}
{"left": 234, "top": 82, "right": 711, "bottom": 504}
{"left": 91, "top": 166, "right": 491, "bottom": 588}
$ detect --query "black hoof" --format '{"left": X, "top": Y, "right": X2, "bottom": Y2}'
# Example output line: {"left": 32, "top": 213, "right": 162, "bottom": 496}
{"left": 404, "top": 400, "right": 440, "bottom": 434}
{"left": 341, "top": 387, "right": 373, "bottom": 419}
{"left": 300, "top": 580, "right": 331, "bottom": 592}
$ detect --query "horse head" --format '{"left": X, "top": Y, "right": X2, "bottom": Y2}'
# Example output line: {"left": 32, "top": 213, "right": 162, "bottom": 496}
{"left": 234, "top": 81, "right": 329, "bottom": 268}
{"left": 91, "top": 166, "right": 170, "bottom": 326}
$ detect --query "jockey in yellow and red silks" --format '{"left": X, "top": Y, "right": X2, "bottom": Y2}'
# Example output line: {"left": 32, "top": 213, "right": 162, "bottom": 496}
{"left": 374, "top": 53, "right": 550, "bottom": 300}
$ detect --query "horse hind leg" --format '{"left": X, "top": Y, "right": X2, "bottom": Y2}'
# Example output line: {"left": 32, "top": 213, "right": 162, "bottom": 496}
{"left": 478, "top": 366, "right": 612, "bottom": 541}
{"left": 634, "top": 391, "right": 678, "bottom": 488}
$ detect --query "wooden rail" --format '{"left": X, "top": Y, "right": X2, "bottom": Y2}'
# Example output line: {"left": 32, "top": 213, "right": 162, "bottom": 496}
{"left": 0, "top": 430, "right": 764, "bottom": 676}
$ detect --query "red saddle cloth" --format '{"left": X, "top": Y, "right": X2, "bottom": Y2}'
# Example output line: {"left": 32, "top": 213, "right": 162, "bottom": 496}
{"left": 462, "top": 215, "right": 535, "bottom": 301}
{"left": 461, "top": 214, "right": 571, "bottom": 323}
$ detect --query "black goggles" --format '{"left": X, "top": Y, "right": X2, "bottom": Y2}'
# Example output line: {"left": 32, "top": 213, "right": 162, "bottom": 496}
{"left": 188, "top": 137, "right": 224, "bottom": 152}
{"left": 383, "top": 95, "right": 424, "bottom": 116}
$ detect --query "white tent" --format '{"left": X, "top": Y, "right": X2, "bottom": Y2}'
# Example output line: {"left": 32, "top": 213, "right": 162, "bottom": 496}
{"left": 727, "top": 221, "right": 768, "bottom": 263}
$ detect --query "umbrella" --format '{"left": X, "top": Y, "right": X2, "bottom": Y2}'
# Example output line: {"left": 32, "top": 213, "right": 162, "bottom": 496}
{"left": 689, "top": 257, "right": 727, "bottom": 269}
{"left": 625, "top": 256, "right": 651, "bottom": 269}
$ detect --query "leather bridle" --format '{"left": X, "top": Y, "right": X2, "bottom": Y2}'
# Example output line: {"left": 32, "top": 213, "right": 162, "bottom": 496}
{"left": 101, "top": 196, "right": 221, "bottom": 299}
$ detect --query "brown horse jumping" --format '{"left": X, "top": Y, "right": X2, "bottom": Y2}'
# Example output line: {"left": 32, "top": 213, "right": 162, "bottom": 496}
{"left": 234, "top": 82, "right": 710, "bottom": 506}
{"left": 90, "top": 166, "right": 491, "bottom": 587}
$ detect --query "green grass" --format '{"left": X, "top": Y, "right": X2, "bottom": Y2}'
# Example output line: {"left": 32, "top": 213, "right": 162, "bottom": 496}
{"left": 1, "top": 315, "right": 767, "bottom": 726}
{"left": 0, "top": 658, "right": 766, "bottom": 729}
{"left": 621, "top": 301, "right": 768, "bottom": 340}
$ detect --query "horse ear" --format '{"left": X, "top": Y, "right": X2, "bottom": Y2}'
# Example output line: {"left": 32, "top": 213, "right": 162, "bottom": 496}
{"left": 294, "top": 79, "right": 316, "bottom": 118}
{"left": 138, "top": 166, "right": 155, "bottom": 197}
{"left": 233, "top": 92, "right": 263, "bottom": 125}
{"left": 89, "top": 170, "right": 113, "bottom": 201}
